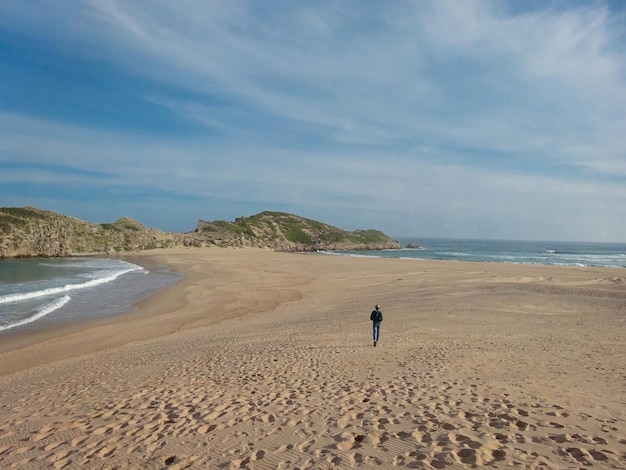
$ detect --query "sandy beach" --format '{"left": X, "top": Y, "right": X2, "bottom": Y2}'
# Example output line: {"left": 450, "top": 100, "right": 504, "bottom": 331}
{"left": 0, "top": 247, "right": 624, "bottom": 469}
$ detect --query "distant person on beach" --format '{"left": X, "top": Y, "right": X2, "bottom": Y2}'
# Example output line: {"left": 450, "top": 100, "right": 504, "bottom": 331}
{"left": 370, "top": 304, "right": 383, "bottom": 346}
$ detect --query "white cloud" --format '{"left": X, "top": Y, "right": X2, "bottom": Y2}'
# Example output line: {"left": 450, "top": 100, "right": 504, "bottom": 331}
{"left": 1, "top": 1, "right": 625, "bottom": 240}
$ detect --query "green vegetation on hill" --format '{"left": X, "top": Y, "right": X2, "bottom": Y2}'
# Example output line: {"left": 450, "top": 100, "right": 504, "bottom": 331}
{"left": 196, "top": 211, "right": 398, "bottom": 250}
{"left": 0, "top": 207, "right": 49, "bottom": 233}
{"left": 0, "top": 207, "right": 400, "bottom": 258}
{"left": 0, "top": 207, "right": 179, "bottom": 258}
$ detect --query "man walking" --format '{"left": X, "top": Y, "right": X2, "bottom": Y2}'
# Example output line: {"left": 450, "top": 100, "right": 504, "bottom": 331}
{"left": 370, "top": 304, "right": 383, "bottom": 346}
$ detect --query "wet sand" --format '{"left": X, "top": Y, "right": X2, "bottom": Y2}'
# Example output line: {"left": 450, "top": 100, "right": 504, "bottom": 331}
{"left": 0, "top": 247, "right": 624, "bottom": 469}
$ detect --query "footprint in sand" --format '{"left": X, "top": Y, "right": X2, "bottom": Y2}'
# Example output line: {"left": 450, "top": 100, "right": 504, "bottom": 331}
{"left": 491, "top": 448, "right": 506, "bottom": 462}
{"left": 274, "top": 443, "right": 293, "bottom": 454}
{"left": 456, "top": 448, "right": 478, "bottom": 465}
{"left": 370, "top": 430, "right": 390, "bottom": 445}
{"left": 197, "top": 424, "right": 216, "bottom": 434}
{"left": 592, "top": 435, "right": 608, "bottom": 445}
{"left": 251, "top": 449, "right": 265, "bottom": 461}
{"left": 297, "top": 438, "right": 315, "bottom": 452}
{"left": 588, "top": 449, "right": 608, "bottom": 461}
{"left": 326, "top": 454, "right": 342, "bottom": 465}
{"left": 566, "top": 447, "right": 591, "bottom": 465}
{"left": 337, "top": 414, "right": 352, "bottom": 429}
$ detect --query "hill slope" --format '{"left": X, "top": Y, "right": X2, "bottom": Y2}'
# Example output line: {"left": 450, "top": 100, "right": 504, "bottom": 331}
{"left": 0, "top": 207, "right": 179, "bottom": 258}
{"left": 0, "top": 208, "right": 399, "bottom": 258}
{"left": 189, "top": 211, "right": 399, "bottom": 251}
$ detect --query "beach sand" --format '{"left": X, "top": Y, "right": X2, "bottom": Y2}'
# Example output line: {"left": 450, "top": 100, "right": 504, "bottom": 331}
{"left": 0, "top": 247, "right": 624, "bottom": 469}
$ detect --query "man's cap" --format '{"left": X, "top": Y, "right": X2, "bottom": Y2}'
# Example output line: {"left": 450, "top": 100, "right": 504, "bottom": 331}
{"left": 375, "top": 304, "right": 380, "bottom": 309}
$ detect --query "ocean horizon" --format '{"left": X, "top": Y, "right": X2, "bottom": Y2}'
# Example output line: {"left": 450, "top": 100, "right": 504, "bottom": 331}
{"left": 1, "top": 238, "right": 625, "bottom": 335}
{"left": 322, "top": 237, "right": 626, "bottom": 269}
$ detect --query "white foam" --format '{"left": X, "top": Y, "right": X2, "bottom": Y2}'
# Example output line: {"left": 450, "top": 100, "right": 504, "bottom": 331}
{"left": 0, "top": 265, "right": 142, "bottom": 304}
{"left": 0, "top": 295, "right": 71, "bottom": 331}
{"left": 318, "top": 250, "right": 383, "bottom": 259}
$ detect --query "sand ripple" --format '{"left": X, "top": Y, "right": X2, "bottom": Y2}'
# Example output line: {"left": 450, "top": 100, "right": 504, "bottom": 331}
{"left": 0, "top": 250, "right": 624, "bottom": 468}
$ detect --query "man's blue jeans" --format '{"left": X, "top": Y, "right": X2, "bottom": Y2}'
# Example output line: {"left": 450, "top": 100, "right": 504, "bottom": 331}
{"left": 372, "top": 321, "right": 381, "bottom": 342}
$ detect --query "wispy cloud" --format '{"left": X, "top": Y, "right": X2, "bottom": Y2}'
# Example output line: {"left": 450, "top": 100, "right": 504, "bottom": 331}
{"left": 0, "top": 1, "right": 625, "bottom": 240}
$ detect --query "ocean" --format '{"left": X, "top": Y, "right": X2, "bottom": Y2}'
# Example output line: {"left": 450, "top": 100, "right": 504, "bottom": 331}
{"left": 0, "top": 257, "right": 183, "bottom": 335}
{"left": 1, "top": 239, "right": 624, "bottom": 335}
{"left": 321, "top": 238, "right": 626, "bottom": 269}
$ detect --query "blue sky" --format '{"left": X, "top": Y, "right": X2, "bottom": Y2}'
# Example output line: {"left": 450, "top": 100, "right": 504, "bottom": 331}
{"left": 1, "top": 1, "right": 625, "bottom": 242}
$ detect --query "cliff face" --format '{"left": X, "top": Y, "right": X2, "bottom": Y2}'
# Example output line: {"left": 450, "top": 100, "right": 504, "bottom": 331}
{"left": 0, "top": 207, "right": 181, "bottom": 258}
{"left": 0, "top": 207, "right": 400, "bottom": 258}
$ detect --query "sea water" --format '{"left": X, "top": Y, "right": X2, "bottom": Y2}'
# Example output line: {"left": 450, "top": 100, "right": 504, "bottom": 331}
{"left": 3, "top": 240, "right": 623, "bottom": 334}
{"left": 321, "top": 238, "right": 626, "bottom": 269}
{"left": 0, "top": 257, "right": 183, "bottom": 335}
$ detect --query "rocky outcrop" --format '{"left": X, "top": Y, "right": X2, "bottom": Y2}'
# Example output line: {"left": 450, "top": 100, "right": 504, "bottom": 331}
{"left": 0, "top": 207, "right": 400, "bottom": 258}
{"left": 192, "top": 211, "right": 400, "bottom": 252}
{"left": 0, "top": 207, "right": 180, "bottom": 258}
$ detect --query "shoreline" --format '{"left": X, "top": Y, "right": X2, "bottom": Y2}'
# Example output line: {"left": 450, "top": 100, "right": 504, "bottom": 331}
{"left": 1, "top": 247, "right": 624, "bottom": 371}
{"left": 0, "top": 247, "right": 624, "bottom": 468}
{"left": 0, "top": 251, "right": 186, "bottom": 356}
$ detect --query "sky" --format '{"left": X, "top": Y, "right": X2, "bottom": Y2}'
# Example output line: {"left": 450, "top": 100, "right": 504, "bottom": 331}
{"left": 1, "top": 1, "right": 625, "bottom": 242}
